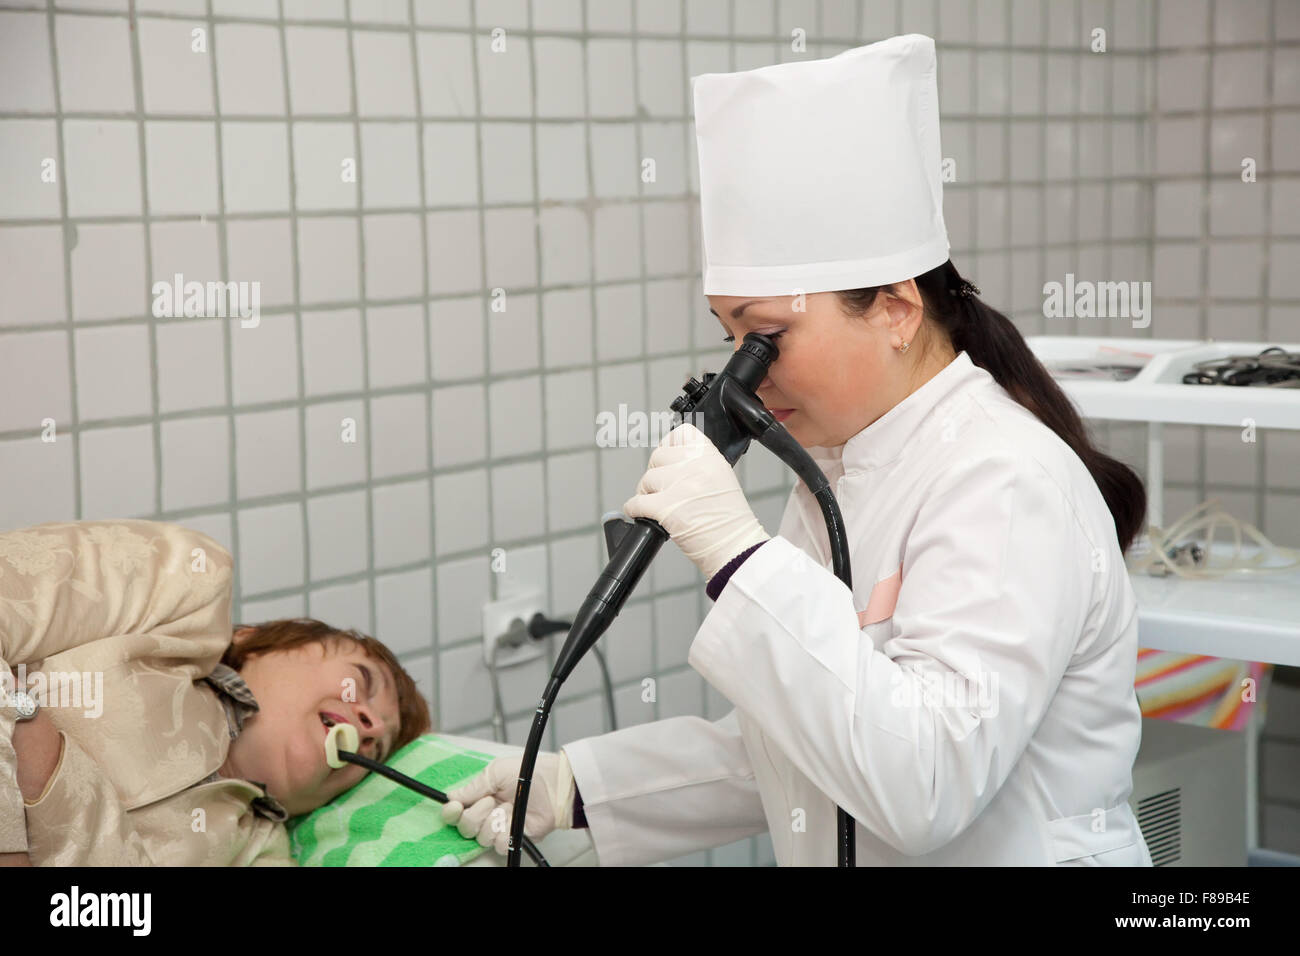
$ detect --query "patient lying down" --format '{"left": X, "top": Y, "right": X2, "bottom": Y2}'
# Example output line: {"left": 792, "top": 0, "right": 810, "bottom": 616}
{"left": 0, "top": 519, "right": 431, "bottom": 866}
{"left": 6, "top": 616, "right": 430, "bottom": 867}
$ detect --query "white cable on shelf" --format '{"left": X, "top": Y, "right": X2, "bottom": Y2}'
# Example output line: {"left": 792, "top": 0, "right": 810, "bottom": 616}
{"left": 1126, "top": 497, "right": 1300, "bottom": 580}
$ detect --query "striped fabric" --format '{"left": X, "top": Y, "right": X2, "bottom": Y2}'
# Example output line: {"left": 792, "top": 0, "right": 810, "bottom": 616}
{"left": 287, "top": 734, "right": 495, "bottom": 867}
{"left": 1135, "top": 648, "right": 1271, "bottom": 731}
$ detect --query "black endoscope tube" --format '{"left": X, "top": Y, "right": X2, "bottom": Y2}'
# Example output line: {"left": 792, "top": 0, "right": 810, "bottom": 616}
{"left": 506, "top": 523, "right": 667, "bottom": 867}
{"left": 507, "top": 331, "right": 859, "bottom": 868}
{"left": 731, "top": 379, "right": 859, "bottom": 867}
{"left": 338, "top": 750, "right": 549, "bottom": 867}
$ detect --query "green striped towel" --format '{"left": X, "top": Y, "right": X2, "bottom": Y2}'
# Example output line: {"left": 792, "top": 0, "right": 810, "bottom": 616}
{"left": 287, "top": 734, "right": 495, "bottom": 867}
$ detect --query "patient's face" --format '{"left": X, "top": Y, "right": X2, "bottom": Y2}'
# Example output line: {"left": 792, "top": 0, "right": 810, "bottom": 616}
{"left": 219, "top": 634, "right": 402, "bottom": 817}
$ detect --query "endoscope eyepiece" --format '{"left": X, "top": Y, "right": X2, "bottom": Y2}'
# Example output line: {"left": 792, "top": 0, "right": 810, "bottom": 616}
{"left": 739, "top": 332, "right": 780, "bottom": 366}
{"left": 670, "top": 332, "right": 779, "bottom": 417}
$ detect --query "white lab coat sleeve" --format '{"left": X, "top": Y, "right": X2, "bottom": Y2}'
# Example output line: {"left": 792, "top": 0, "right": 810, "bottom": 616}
{"left": 687, "top": 453, "right": 1090, "bottom": 857}
{"left": 560, "top": 708, "right": 769, "bottom": 867}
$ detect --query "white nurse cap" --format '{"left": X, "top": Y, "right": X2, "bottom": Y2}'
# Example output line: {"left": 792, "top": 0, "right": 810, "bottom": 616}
{"left": 691, "top": 33, "right": 951, "bottom": 297}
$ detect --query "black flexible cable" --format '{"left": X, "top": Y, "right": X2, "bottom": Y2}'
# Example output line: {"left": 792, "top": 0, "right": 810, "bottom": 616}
{"left": 507, "top": 677, "right": 562, "bottom": 867}
{"left": 756, "top": 419, "right": 858, "bottom": 867}
{"left": 813, "top": 483, "right": 856, "bottom": 868}
{"left": 1181, "top": 347, "right": 1300, "bottom": 387}
{"left": 507, "top": 331, "right": 859, "bottom": 867}
{"left": 338, "top": 749, "right": 549, "bottom": 867}
{"left": 529, "top": 614, "right": 618, "bottom": 732}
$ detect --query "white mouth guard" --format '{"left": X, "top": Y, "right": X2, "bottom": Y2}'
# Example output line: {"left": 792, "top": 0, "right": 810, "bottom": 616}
{"left": 324, "top": 722, "right": 360, "bottom": 769}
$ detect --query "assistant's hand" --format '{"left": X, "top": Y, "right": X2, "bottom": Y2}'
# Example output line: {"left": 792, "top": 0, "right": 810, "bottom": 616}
{"left": 623, "top": 422, "right": 770, "bottom": 581}
{"left": 440, "top": 751, "right": 575, "bottom": 855}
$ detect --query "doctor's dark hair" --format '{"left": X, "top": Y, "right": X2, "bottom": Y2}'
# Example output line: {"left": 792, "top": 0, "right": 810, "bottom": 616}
{"left": 835, "top": 260, "right": 1147, "bottom": 554}
{"left": 222, "top": 618, "right": 432, "bottom": 754}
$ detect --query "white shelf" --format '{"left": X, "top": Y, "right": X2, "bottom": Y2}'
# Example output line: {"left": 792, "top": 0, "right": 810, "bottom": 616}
{"left": 1128, "top": 557, "right": 1300, "bottom": 667}
{"left": 1026, "top": 337, "right": 1300, "bottom": 430}
{"left": 1027, "top": 336, "right": 1300, "bottom": 856}
{"left": 1022, "top": 336, "right": 1300, "bottom": 666}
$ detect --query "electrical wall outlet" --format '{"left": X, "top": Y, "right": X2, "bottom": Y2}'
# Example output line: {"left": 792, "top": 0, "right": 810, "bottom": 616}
{"left": 481, "top": 589, "right": 546, "bottom": 668}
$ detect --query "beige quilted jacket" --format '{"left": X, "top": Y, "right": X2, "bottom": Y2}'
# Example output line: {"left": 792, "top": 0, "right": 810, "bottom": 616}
{"left": 0, "top": 519, "right": 294, "bottom": 865}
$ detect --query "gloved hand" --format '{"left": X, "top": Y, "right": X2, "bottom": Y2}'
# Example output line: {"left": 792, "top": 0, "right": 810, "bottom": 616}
{"left": 623, "top": 422, "right": 771, "bottom": 581}
{"left": 440, "top": 750, "right": 575, "bottom": 855}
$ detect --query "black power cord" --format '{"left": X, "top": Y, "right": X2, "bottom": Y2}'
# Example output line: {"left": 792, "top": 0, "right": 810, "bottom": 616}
{"left": 526, "top": 612, "right": 571, "bottom": 639}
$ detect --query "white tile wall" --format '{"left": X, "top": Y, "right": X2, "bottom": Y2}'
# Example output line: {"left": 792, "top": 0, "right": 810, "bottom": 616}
{"left": 230, "top": 312, "right": 299, "bottom": 403}
{"left": 0, "top": 226, "right": 65, "bottom": 325}
{"left": 301, "top": 306, "right": 364, "bottom": 394}
{"left": 70, "top": 222, "right": 146, "bottom": 319}
{"left": 62, "top": 120, "right": 141, "bottom": 216}
{"left": 352, "top": 31, "right": 416, "bottom": 117}
{"left": 309, "top": 578, "right": 371, "bottom": 633}
{"left": 297, "top": 215, "right": 359, "bottom": 302}
{"left": 486, "top": 291, "right": 539, "bottom": 371}
{"left": 285, "top": 26, "right": 352, "bottom": 114}
{"left": 155, "top": 317, "right": 226, "bottom": 411}
{"left": 160, "top": 415, "right": 229, "bottom": 510}
{"left": 222, "top": 122, "right": 291, "bottom": 212}
{"left": 375, "top": 568, "right": 435, "bottom": 657}
{"left": 234, "top": 407, "right": 301, "bottom": 498}
{"left": 304, "top": 398, "right": 367, "bottom": 488}
{"left": 371, "top": 478, "right": 431, "bottom": 567}
{"left": 365, "top": 301, "right": 425, "bottom": 385}
{"left": 307, "top": 488, "right": 369, "bottom": 579}
{"left": 359, "top": 121, "right": 420, "bottom": 207}
{"left": 4, "top": 0, "right": 1299, "bottom": 866}
{"left": 138, "top": 18, "right": 214, "bottom": 115}
{"left": 217, "top": 23, "right": 286, "bottom": 113}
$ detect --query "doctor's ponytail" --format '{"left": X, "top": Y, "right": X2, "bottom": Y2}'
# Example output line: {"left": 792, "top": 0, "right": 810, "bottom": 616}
{"left": 836, "top": 260, "right": 1148, "bottom": 554}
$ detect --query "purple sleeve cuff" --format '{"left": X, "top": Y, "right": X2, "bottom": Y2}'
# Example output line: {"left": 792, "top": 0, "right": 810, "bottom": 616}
{"left": 572, "top": 782, "right": 587, "bottom": 829}
{"left": 706, "top": 540, "right": 768, "bottom": 601}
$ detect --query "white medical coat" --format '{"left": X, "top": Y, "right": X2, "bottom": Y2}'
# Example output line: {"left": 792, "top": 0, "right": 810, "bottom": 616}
{"left": 562, "top": 350, "right": 1153, "bottom": 866}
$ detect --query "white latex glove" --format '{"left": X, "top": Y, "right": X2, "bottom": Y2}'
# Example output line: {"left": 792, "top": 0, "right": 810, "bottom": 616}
{"left": 440, "top": 751, "right": 575, "bottom": 856}
{"left": 622, "top": 422, "right": 771, "bottom": 581}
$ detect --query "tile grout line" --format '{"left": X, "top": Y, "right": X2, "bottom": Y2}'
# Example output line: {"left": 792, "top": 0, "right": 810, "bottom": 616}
{"left": 1035, "top": 4, "right": 1047, "bottom": 338}
{"left": 1145, "top": 0, "right": 1159, "bottom": 488}
{"left": 42, "top": 0, "right": 82, "bottom": 522}
{"left": 1257, "top": 0, "right": 1276, "bottom": 531}
{"left": 20, "top": 101, "right": 1260, "bottom": 122}
{"left": 404, "top": 0, "right": 440, "bottom": 738}
{"left": 8, "top": 234, "right": 1297, "bottom": 334}
{"left": 124, "top": 0, "right": 164, "bottom": 521}
{"left": 579, "top": 0, "right": 610, "bottom": 741}
{"left": 1071, "top": 1, "right": 1081, "bottom": 338}
{"left": 202, "top": 0, "right": 240, "bottom": 615}
{"left": 31, "top": 2, "right": 1287, "bottom": 51}
{"left": 466, "top": 0, "right": 500, "bottom": 735}
{"left": 680, "top": 0, "right": 705, "bottom": 777}
{"left": 1101, "top": 0, "right": 1114, "bottom": 456}
{"left": 272, "top": 0, "right": 310, "bottom": 623}
{"left": 524, "top": 0, "right": 556, "bottom": 750}
{"left": 625, "top": 0, "right": 662, "bottom": 729}
{"left": 1197, "top": 0, "right": 1215, "bottom": 516}
{"left": 342, "top": 0, "right": 378, "bottom": 647}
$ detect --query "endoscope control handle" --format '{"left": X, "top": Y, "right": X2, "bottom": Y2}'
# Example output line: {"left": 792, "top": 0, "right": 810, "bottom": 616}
{"left": 602, "top": 512, "right": 636, "bottom": 560}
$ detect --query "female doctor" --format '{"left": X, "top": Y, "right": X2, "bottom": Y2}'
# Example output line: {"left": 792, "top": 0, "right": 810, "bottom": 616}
{"left": 442, "top": 34, "right": 1155, "bottom": 866}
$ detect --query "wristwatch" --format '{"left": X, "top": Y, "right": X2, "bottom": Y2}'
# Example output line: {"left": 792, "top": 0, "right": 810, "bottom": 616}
{"left": 5, "top": 690, "right": 39, "bottom": 722}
